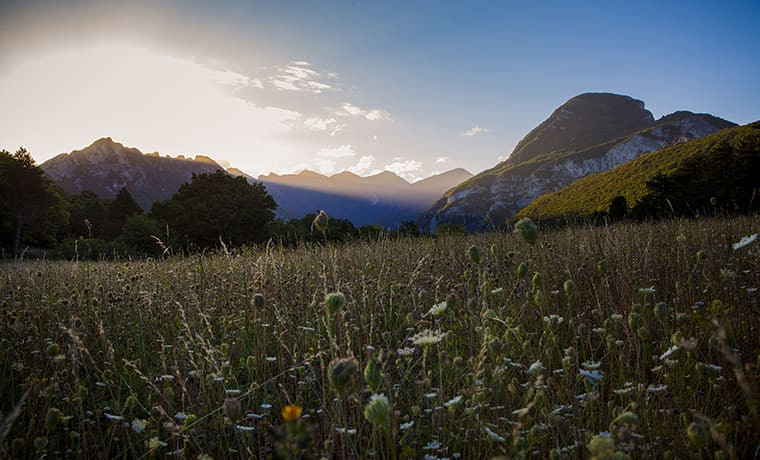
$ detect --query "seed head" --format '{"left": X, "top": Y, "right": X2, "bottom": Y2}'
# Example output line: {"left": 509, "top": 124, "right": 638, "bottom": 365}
{"left": 467, "top": 245, "right": 481, "bottom": 264}
{"left": 252, "top": 293, "right": 266, "bottom": 308}
{"left": 223, "top": 397, "right": 242, "bottom": 421}
{"left": 324, "top": 292, "right": 346, "bottom": 314}
{"left": 312, "top": 210, "right": 329, "bottom": 233}
{"left": 364, "top": 356, "right": 383, "bottom": 391}
{"left": 513, "top": 218, "right": 538, "bottom": 246}
{"left": 363, "top": 393, "right": 390, "bottom": 429}
{"left": 328, "top": 357, "right": 358, "bottom": 394}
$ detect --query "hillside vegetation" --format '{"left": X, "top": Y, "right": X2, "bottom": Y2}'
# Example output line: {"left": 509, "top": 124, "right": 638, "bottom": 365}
{"left": 518, "top": 121, "right": 760, "bottom": 221}
{"left": 1, "top": 217, "right": 759, "bottom": 458}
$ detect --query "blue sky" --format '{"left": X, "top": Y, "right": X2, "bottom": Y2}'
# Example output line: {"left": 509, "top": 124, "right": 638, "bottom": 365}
{"left": 1, "top": 0, "right": 758, "bottom": 180}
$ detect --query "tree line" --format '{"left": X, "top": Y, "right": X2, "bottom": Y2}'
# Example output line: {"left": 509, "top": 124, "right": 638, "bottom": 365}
{"left": 0, "top": 150, "right": 428, "bottom": 259}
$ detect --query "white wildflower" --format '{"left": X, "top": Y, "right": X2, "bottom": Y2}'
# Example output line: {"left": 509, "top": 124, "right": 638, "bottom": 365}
{"left": 527, "top": 361, "right": 545, "bottom": 374}
{"left": 638, "top": 286, "right": 656, "bottom": 294}
{"left": 427, "top": 302, "right": 447, "bottom": 316}
{"left": 411, "top": 330, "right": 447, "bottom": 346}
{"left": 400, "top": 421, "right": 414, "bottom": 430}
{"left": 444, "top": 395, "right": 463, "bottom": 408}
{"left": 132, "top": 419, "right": 147, "bottom": 433}
{"left": 397, "top": 347, "right": 416, "bottom": 356}
{"left": 732, "top": 233, "right": 758, "bottom": 250}
{"left": 484, "top": 426, "right": 506, "bottom": 442}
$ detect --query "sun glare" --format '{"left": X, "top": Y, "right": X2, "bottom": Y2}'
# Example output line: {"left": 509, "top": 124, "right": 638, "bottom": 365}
{"left": 0, "top": 43, "right": 303, "bottom": 173}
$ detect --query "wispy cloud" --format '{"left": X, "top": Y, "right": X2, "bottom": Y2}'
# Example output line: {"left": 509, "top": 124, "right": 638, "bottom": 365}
{"left": 269, "top": 61, "right": 333, "bottom": 94}
{"left": 461, "top": 126, "right": 488, "bottom": 137}
{"left": 436, "top": 156, "right": 449, "bottom": 163}
{"left": 384, "top": 158, "right": 423, "bottom": 182}
{"left": 317, "top": 144, "right": 356, "bottom": 158}
{"left": 338, "top": 102, "right": 390, "bottom": 121}
{"left": 304, "top": 117, "right": 336, "bottom": 131}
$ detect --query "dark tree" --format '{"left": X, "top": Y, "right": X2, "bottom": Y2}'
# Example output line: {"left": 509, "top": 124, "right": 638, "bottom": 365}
{"left": 608, "top": 195, "right": 628, "bottom": 220}
{"left": 0, "top": 148, "right": 68, "bottom": 257}
{"left": 104, "top": 188, "right": 142, "bottom": 239}
{"left": 150, "top": 171, "right": 277, "bottom": 249}
{"left": 64, "top": 191, "right": 108, "bottom": 238}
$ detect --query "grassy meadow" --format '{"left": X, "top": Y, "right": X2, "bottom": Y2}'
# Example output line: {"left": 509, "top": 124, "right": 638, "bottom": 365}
{"left": 1, "top": 216, "right": 759, "bottom": 459}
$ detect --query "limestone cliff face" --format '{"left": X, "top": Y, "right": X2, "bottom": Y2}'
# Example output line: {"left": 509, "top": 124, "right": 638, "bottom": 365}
{"left": 419, "top": 94, "right": 734, "bottom": 232}
{"left": 42, "top": 138, "right": 224, "bottom": 209}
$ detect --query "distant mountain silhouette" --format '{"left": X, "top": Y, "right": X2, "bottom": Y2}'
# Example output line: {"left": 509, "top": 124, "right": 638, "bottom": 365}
{"left": 41, "top": 138, "right": 472, "bottom": 228}
{"left": 257, "top": 168, "right": 472, "bottom": 227}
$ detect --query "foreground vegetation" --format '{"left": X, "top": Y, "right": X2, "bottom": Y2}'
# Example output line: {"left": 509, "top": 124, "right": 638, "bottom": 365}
{"left": 519, "top": 121, "right": 760, "bottom": 222}
{"left": 1, "top": 216, "right": 759, "bottom": 458}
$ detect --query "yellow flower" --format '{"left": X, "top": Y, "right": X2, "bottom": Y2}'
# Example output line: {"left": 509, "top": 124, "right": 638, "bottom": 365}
{"left": 282, "top": 405, "right": 302, "bottom": 422}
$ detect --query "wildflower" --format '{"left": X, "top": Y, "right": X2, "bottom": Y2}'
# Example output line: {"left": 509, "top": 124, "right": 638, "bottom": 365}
{"left": 732, "top": 233, "right": 757, "bottom": 250}
{"left": 514, "top": 217, "right": 538, "bottom": 246}
{"left": 364, "top": 393, "right": 390, "bottom": 429}
{"left": 397, "top": 347, "right": 416, "bottom": 356}
{"left": 659, "top": 344, "right": 681, "bottom": 361}
{"left": 647, "top": 384, "right": 668, "bottom": 394}
{"left": 638, "top": 286, "right": 655, "bottom": 295}
{"left": 281, "top": 405, "right": 302, "bottom": 422}
{"left": 543, "top": 314, "right": 564, "bottom": 327}
{"left": 132, "top": 419, "right": 147, "bottom": 433}
{"left": 400, "top": 420, "right": 414, "bottom": 430}
{"left": 484, "top": 426, "right": 506, "bottom": 442}
{"left": 427, "top": 302, "right": 447, "bottom": 316}
{"left": 580, "top": 369, "right": 603, "bottom": 386}
{"left": 104, "top": 413, "right": 123, "bottom": 421}
{"left": 490, "top": 287, "right": 504, "bottom": 295}
{"left": 582, "top": 360, "right": 602, "bottom": 370}
{"left": 444, "top": 395, "right": 463, "bottom": 408}
{"left": 527, "top": 361, "right": 545, "bottom": 374}
{"left": 411, "top": 329, "right": 447, "bottom": 346}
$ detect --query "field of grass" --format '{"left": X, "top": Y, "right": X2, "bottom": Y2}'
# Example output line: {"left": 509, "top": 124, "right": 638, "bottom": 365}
{"left": 1, "top": 216, "right": 759, "bottom": 459}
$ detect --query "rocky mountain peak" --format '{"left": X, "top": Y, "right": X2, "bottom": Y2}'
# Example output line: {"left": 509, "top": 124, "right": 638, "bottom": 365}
{"left": 506, "top": 93, "right": 654, "bottom": 166}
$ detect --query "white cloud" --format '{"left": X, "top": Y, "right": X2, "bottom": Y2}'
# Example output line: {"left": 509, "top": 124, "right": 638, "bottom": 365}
{"left": 338, "top": 102, "right": 390, "bottom": 121}
{"left": 384, "top": 159, "right": 423, "bottom": 182}
{"left": 317, "top": 144, "right": 356, "bottom": 158}
{"left": 461, "top": 126, "right": 488, "bottom": 137}
{"left": 329, "top": 123, "right": 347, "bottom": 136}
{"left": 347, "top": 154, "right": 376, "bottom": 175}
{"left": 436, "top": 156, "right": 449, "bottom": 164}
{"left": 269, "top": 61, "right": 333, "bottom": 94}
{"left": 314, "top": 158, "right": 337, "bottom": 175}
{"left": 304, "top": 117, "right": 337, "bottom": 131}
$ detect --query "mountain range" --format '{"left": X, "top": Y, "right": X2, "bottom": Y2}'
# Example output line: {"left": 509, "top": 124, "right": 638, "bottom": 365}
{"left": 40, "top": 93, "right": 738, "bottom": 232}
{"left": 419, "top": 93, "right": 735, "bottom": 231}
{"left": 40, "top": 138, "right": 472, "bottom": 228}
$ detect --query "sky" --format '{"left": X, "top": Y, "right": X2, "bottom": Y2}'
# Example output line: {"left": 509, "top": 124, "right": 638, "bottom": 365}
{"left": 1, "top": 0, "right": 759, "bottom": 181}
